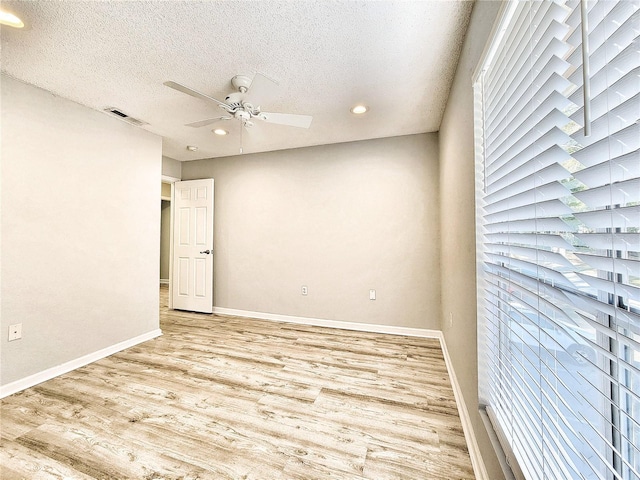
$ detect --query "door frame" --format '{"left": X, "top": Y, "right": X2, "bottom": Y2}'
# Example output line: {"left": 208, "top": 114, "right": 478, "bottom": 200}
{"left": 161, "top": 175, "right": 180, "bottom": 309}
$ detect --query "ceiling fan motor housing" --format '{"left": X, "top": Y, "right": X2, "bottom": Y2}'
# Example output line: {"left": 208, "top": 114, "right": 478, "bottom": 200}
{"left": 223, "top": 92, "right": 245, "bottom": 110}
{"left": 231, "top": 75, "right": 252, "bottom": 93}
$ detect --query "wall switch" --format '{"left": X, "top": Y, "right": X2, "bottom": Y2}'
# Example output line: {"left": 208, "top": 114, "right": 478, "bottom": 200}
{"left": 8, "top": 323, "right": 22, "bottom": 341}
{"left": 301, "top": 285, "right": 308, "bottom": 296}
{"left": 369, "top": 289, "right": 376, "bottom": 300}
{"left": 449, "top": 312, "right": 453, "bottom": 327}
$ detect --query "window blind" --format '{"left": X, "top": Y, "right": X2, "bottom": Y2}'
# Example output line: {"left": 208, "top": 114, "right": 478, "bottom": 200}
{"left": 474, "top": 1, "right": 639, "bottom": 479}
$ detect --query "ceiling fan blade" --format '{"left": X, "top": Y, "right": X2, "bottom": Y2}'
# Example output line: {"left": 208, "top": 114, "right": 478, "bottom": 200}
{"left": 185, "top": 116, "right": 231, "bottom": 128}
{"left": 164, "top": 81, "right": 231, "bottom": 109}
{"left": 260, "top": 112, "right": 313, "bottom": 129}
{"left": 247, "top": 73, "right": 280, "bottom": 107}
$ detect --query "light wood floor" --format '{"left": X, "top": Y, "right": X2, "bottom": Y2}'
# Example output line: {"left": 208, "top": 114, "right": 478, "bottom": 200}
{"left": 1, "top": 286, "right": 474, "bottom": 479}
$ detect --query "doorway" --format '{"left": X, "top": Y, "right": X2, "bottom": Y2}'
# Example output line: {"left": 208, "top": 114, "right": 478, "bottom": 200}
{"left": 160, "top": 182, "right": 172, "bottom": 285}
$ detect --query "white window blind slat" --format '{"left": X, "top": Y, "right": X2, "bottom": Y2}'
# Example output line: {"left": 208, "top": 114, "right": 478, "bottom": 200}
{"left": 485, "top": 1, "right": 562, "bottom": 102}
{"left": 487, "top": 145, "right": 571, "bottom": 192}
{"left": 572, "top": 123, "right": 640, "bottom": 168}
{"left": 487, "top": 253, "right": 577, "bottom": 288}
{"left": 576, "top": 273, "right": 640, "bottom": 300}
{"left": 566, "top": 1, "right": 637, "bottom": 67}
{"left": 577, "top": 312, "right": 640, "bottom": 344}
{"left": 484, "top": 1, "right": 538, "bottom": 91}
{"left": 568, "top": 7, "right": 640, "bottom": 85}
{"left": 485, "top": 199, "right": 573, "bottom": 224}
{"left": 486, "top": 127, "right": 571, "bottom": 178}
{"left": 487, "top": 53, "right": 572, "bottom": 140}
{"left": 573, "top": 178, "right": 640, "bottom": 208}
{"left": 569, "top": 67, "right": 640, "bottom": 123}
{"left": 575, "top": 253, "right": 640, "bottom": 277}
{"left": 495, "top": 299, "right": 595, "bottom": 370}
{"left": 573, "top": 205, "right": 640, "bottom": 230}
{"left": 571, "top": 92, "right": 640, "bottom": 145}
{"left": 486, "top": 0, "right": 567, "bottom": 97}
{"left": 574, "top": 232, "right": 640, "bottom": 251}
{"left": 487, "top": 277, "right": 580, "bottom": 327}
{"left": 489, "top": 108, "right": 574, "bottom": 166}
{"left": 573, "top": 151, "right": 640, "bottom": 188}
{"left": 569, "top": 42, "right": 640, "bottom": 102}
{"left": 486, "top": 31, "right": 571, "bottom": 125}
{"left": 486, "top": 162, "right": 571, "bottom": 204}
{"left": 484, "top": 266, "right": 576, "bottom": 310}
{"left": 484, "top": 181, "right": 570, "bottom": 215}
{"left": 485, "top": 217, "right": 575, "bottom": 234}
{"left": 565, "top": 292, "right": 640, "bottom": 332}
{"left": 475, "top": 1, "right": 640, "bottom": 479}
{"left": 485, "top": 232, "right": 573, "bottom": 249}
{"left": 566, "top": 0, "right": 620, "bottom": 44}
{"left": 488, "top": 92, "right": 573, "bottom": 160}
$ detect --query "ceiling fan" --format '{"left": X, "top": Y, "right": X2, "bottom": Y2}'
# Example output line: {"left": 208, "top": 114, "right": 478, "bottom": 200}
{"left": 164, "top": 74, "right": 313, "bottom": 138}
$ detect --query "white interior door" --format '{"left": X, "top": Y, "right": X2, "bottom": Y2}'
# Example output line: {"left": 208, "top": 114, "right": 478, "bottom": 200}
{"left": 171, "top": 179, "right": 214, "bottom": 313}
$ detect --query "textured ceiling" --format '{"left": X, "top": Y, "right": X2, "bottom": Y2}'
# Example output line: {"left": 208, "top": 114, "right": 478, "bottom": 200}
{"left": 1, "top": 1, "right": 473, "bottom": 161}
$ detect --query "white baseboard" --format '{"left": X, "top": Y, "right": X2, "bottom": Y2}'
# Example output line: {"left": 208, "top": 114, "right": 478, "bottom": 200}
{"left": 159, "top": 279, "right": 169, "bottom": 285}
{"left": 438, "top": 333, "right": 489, "bottom": 480}
{"left": 212, "top": 306, "right": 441, "bottom": 338}
{"left": 0, "top": 329, "right": 162, "bottom": 399}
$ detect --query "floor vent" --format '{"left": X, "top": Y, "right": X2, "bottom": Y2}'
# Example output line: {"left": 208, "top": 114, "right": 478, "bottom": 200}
{"left": 104, "top": 107, "right": 149, "bottom": 126}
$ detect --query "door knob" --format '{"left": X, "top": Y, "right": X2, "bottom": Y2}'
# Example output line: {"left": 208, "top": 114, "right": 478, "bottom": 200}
{"left": 199, "top": 249, "right": 211, "bottom": 255}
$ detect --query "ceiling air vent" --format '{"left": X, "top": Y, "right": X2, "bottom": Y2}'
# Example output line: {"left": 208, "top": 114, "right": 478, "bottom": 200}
{"left": 103, "top": 107, "right": 149, "bottom": 127}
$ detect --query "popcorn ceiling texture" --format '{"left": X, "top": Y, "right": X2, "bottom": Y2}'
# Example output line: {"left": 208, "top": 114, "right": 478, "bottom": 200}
{"left": 1, "top": 0, "right": 473, "bottom": 161}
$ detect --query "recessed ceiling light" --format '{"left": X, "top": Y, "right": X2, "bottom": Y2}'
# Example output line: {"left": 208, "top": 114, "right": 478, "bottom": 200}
{"left": 213, "top": 128, "right": 228, "bottom": 136}
{"left": 0, "top": 10, "right": 24, "bottom": 28}
{"left": 350, "top": 105, "right": 368, "bottom": 115}
{"left": 186, "top": 145, "right": 198, "bottom": 152}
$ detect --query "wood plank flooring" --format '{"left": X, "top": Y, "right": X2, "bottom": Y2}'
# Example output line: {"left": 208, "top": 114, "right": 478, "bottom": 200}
{"left": 1, "top": 286, "right": 475, "bottom": 479}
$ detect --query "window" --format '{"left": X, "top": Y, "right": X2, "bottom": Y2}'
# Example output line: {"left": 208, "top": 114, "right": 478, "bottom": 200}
{"left": 474, "top": 1, "right": 639, "bottom": 479}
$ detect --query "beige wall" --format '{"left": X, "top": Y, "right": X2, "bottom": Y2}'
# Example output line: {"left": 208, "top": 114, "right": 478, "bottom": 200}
{"left": 162, "top": 156, "right": 181, "bottom": 179}
{"left": 1, "top": 75, "right": 162, "bottom": 386}
{"left": 439, "top": 1, "right": 505, "bottom": 478}
{"left": 182, "top": 134, "right": 440, "bottom": 329}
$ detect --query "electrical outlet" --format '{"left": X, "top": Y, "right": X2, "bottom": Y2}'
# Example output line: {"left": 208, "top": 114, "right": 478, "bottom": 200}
{"left": 8, "top": 323, "right": 22, "bottom": 341}
{"left": 449, "top": 312, "right": 453, "bottom": 328}
{"left": 369, "top": 289, "right": 376, "bottom": 300}
{"left": 301, "top": 285, "right": 308, "bottom": 296}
